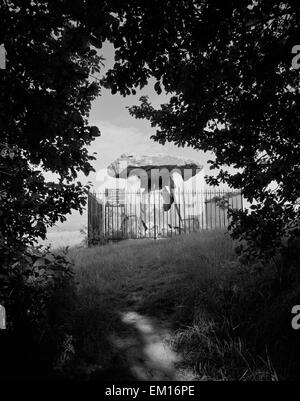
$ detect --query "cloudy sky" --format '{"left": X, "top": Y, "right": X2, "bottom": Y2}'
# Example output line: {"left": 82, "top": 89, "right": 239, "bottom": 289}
{"left": 86, "top": 42, "right": 212, "bottom": 185}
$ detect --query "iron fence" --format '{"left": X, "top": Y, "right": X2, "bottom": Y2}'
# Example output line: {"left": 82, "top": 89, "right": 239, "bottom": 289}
{"left": 87, "top": 189, "right": 243, "bottom": 244}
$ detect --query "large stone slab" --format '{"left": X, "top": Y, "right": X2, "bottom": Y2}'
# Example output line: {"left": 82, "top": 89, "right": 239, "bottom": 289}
{"left": 107, "top": 153, "right": 203, "bottom": 181}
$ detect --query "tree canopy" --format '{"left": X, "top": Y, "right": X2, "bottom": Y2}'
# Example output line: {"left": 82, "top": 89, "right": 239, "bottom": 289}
{"left": 0, "top": 0, "right": 104, "bottom": 258}
{"left": 1, "top": 0, "right": 299, "bottom": 260}
{"left": 101, "top": 0, "right": 300, "bottom": 258}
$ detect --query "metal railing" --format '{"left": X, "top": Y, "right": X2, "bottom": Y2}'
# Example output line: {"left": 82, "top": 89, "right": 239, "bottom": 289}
{"left": 87, "top": 189, "right": 243, "bottom": 244}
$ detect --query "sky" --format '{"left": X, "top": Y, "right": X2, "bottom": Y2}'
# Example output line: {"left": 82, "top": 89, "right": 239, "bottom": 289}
{"left": 87, "top": 42, "right": 212, "bottom": 183}
{"left": 49, "top": 42, "right": 215, "bottom": 232}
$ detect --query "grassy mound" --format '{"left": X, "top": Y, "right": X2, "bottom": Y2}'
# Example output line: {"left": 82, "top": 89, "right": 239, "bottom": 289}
{"left": 66, "top": 231, "right": 300, "bottom": 380}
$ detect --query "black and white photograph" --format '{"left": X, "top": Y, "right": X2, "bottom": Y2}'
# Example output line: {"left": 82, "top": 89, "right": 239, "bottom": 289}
{"left": 0, "top": 0, "right": 300, "bottom": 391}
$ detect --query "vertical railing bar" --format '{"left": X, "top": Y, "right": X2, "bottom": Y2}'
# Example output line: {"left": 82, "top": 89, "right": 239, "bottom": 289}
{"left": 162, "top": 190, "right": 165, "bottom": 238}
{"left": 211, "top": 190, "right": 216, "bottom": 230}
{"left": 124, "top": 192, "right": 127, "bottom": 239}
{"left": 104, "top": 197, "right": 106, "bottom": 240}
{"left": 158, "top": 189, "right": 161, "bottom": 238}
{"left": 169, "top": 192, "right": 171, "bottom": 237}
{"left": 148, "top": 190, "right": 150, "bottom": 238}
{"left": 106, "top": 191, "right": 108, "bottom": 239}
{"left": 129, "top": 192, "right": 132, "bottom": 239}
{"left": 192, "top": 190, "right": 195, "bottom": 233}
{"left": 174, "top": 190, "right": 176, "bottom": 235}
{"left": 105, "top": 198, "right": 109, "bottom": 239}
{"left": 111, "top": 200, "right": 113, "bottom": 239}
{"left": 127, "top": 192, "right": 130, "bottom": 239}
{"left": 133, "top": 192, "right": 135, "bottom": 239}
{"left": 154, "top": 189, "right": 156, "bottom": 238}
{"left": 186, "top": 190, "right": 190, "bottom": 234}
{"left": 195, "top": 190, "right": 197, "bottom": 232}
{"left": 87, "top": 191, "right": 90, "bottom": 245}
{"left": 198, "top": 190, "right": 201, "bottom": 232}
{"left": 178, "top": 188, "right": 181, "bottom": 235}
{"left": 139, "top": 190, "right": 142, "bottom": 238}
{"left": 116, "top": 193, "right": 118, "bottom": 239}
{"left": 199, "top": 190, "right": 201, "bottom": 232}
{"left": 92, "top": 192, "right": 95, "bottom": 243}
{"left": 219, "top": 189, "right": 221, "bottom": 229}
{"left": 133, "top": 191, "right": 136, "bottom": 239}
{"left": 209, "top": 189, "right": 212, "bottom": 230}
{"left": 214, "top": 189, "right": 217, "bottom": 230}
{"left": 195, "top": 190, "right": 198, "bottom": 232}
{"left": 171, "top": 190, "right": 173, "bottom": 237}
{"left": 137, "top": 191, "right": 139, "bottom": 238}
{"left": 174, "top": 189, "right": 178, "bottom": 235}
{"left": 201, "top": 190, "right": 204, "bottom": 231}
{"left": 224, "top": 190, "right": 227, "bottom": 228}
{"left": 205, "top": 190, "right": 207, "bottom": 231}
{"left": 182, "top": 188, "right": 186, "bottom": 234}
{"left": 188, "top": 190, "right": 190, "bottom": 234}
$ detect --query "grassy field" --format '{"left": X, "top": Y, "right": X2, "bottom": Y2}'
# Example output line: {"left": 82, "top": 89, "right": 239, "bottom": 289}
{"left": 72, "top": 231, "right": 235, "bottom": 320}
{"left": 52, "top": 230, "right": 300, "bottom": 381}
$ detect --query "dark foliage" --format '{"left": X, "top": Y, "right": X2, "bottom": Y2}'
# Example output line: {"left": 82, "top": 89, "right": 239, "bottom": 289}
{"left": 0, "top": 0, "right": 105, "bottom": 378}
{"left": 100, "top": 0, "right": 300, "bottom": 257}
{"left": 0, "top": 0, "right": 103, "bottom": 257}
{"left": 0, "top": 247, "right": 75, "bottom": 379}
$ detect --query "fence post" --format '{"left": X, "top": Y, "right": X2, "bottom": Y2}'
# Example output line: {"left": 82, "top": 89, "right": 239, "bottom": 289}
{"left": 153, "top": 196, "right": 157, "bottom": 240}
{"left": 178, "top": 189, "right": 181, "bottom": 235}
{"left": 87, "top": 190, "right": 91, "bottom": 246}
{"left": 89, "top": 188, "right": 242, "bottom": 243}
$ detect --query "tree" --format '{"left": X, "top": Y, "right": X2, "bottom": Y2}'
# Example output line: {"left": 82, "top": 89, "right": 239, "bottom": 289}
{"left": 1, "top": 0, "right": 299, "bottom": 261}
{"left": 0, "top": 0, "right": 105, "bottom": 262}
{"left": 0, "top": 0, "right": 203, "bottom": 258}
{"left": 0, "top": 0, "right": 110, "bottom": 377}
{"left": 100, "top": 0, "right": 300, "bottom": 259}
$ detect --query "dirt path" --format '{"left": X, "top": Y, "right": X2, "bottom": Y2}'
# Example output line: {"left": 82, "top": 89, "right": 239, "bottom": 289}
{"left": 73, "top": 235, "right": 212, "bottom": 380}
{"left": 108, "top": 311, "right": 196, "bottom": 381}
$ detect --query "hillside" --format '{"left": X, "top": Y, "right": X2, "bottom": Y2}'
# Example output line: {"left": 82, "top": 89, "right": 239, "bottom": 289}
{"left": 64, "top": 231, "right": 288, "bottom": 380}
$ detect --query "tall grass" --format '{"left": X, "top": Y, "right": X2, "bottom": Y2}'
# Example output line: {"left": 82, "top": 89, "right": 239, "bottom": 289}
{"left": 62, "top": 230, "right": 300, "bottom": 380}
{"left": 64, "top": 231, "right": 234, "bottom": 377}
